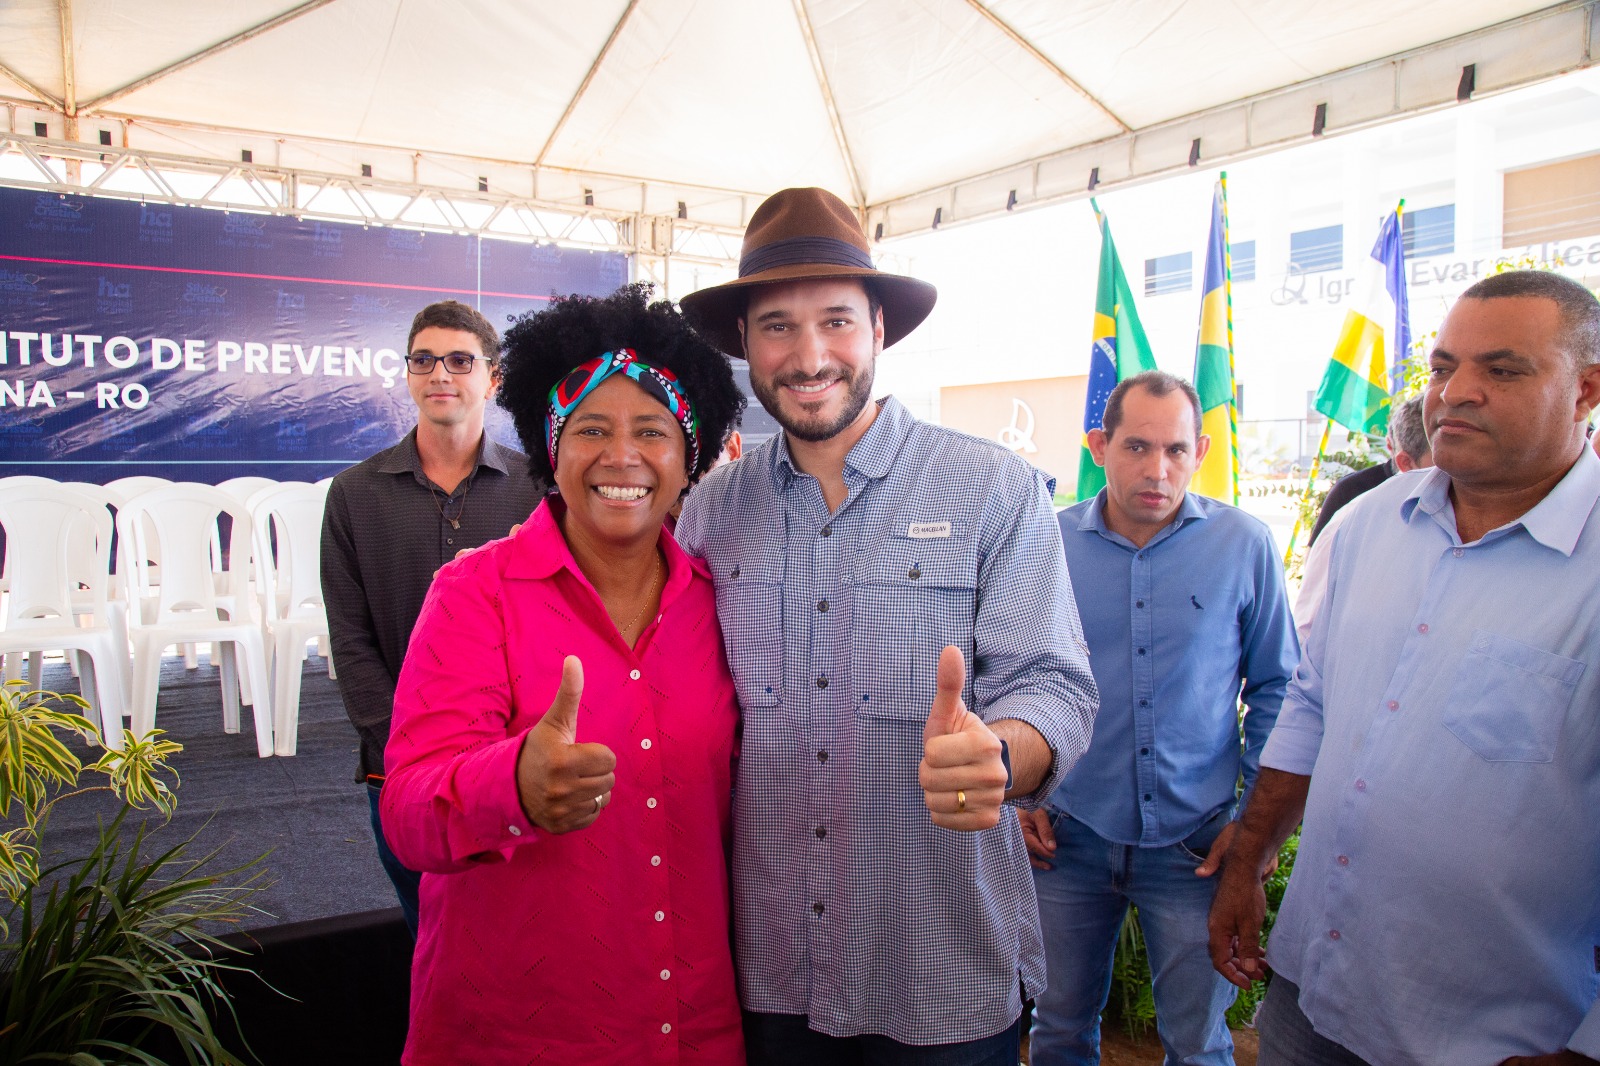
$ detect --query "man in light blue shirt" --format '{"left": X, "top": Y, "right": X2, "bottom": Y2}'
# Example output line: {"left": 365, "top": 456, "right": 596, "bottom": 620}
{"left": 1023, "top": 370, "right": 1298, "bottom": 1066}
{"left": 1209, "top": 269, "right": 1600, "bottom": 1066}
{"left": 676, "top": 187, "right": 1099, "bottom": 1064}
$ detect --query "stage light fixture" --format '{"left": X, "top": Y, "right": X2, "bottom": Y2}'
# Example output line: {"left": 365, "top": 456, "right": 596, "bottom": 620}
{"left": 677, "top": 201, "right": 687, "bottom": 219}
{"left": 361, "top": 164, "right": 372, "bottom": 177}
{"left": 932, "top": 207, "right": 942, "bottom": 229}
{"left": 1087, "top": 167, "right": 1100, "bottom": 191}
{"left": 1188, "top": 138, "right": 1201, "bottom": 166}
{"left": 583, "top": 188, "right": 594, "bottom": 206}
{"left": 1006, "top": 189, "right": 1018, "bottom": 211}
{"left": 1312, "top": 103, "right": 1328, "bottom": 137}
{"left": 241, "top": 149, "right": 253, "bottom": 163}
{"left": 1457, "top": 64, "right": 1476, "bottom": 102}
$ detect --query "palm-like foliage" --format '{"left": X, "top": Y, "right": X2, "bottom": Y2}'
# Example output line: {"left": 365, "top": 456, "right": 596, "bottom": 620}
{"left": 0, "top": 682, "right": 268, "bottom": 1065}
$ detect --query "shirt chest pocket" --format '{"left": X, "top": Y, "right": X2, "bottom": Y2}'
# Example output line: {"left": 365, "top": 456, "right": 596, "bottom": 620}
{"left": 1443, "top": 631, "right": 1584, "bottom": 763}
{"left": 714, "top": 557, "right": 783, "bottom": 711}
{"left": 849, "top": 537, "right": 979, "bottom": 720}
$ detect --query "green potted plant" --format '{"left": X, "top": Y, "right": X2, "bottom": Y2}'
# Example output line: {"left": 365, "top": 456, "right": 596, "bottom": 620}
{"left": 0, "top": 680, "right": 265, "bottom": 1064}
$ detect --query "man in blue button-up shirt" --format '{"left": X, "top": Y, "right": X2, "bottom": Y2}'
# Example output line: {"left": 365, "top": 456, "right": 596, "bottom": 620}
{"left": 677, "top": 187, "right": 1099, "bottom": 1065}
{"left": 1209, "top": 270, "right": 1600, "bottom": 1066}
{"left": 1022, "top": 370, "right": 1298, "bottom": 1066}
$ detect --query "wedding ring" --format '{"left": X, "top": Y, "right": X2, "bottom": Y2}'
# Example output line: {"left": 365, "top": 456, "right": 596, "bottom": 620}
{"left": 594, "top": 794, "right": 604, "bottom": 813}
{"left": 956, "top": 789, "right": 967, "bottom": 814}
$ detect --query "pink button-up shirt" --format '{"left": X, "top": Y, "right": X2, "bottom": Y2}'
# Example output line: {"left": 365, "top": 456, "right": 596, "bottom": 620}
{"left": 383, "top": 499, "right": 742, "bottom": 1066}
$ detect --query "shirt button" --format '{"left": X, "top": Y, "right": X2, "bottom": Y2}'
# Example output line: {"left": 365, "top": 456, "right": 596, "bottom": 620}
{"left": 647, "top": 797, "right": 658, "bottom": 809}
{"left": 661, "top": 1023, "right": 672, "bottom": 1034}
{"left": 815, "top": 826, "right": 827, "bottom": 839}
{"left": 446, "top": 538, "right": 454, "bottom": 545}
{"left": 817, "top": 599, "right": 829, "bottom": 612}
{"left": 816, "top": 676, "right": 829, "bottom": 689}
{"left": 641, "top": 738, "right": 652, "bottom": 750}
{"left": 1140, "top": 747, "right": 1150, "bottom": 756}
{"left": 1416, "top": 623, "right": 1429, "bottom": 634}
{"left": 1142, "top": 793, "right": 1152, "bottom": 801}
{"left": 908, "top": 567, "right": 921, "bottom": 580}
{"left": 650, "top": 855, "right": 661, "bottom": 866}
{"left": 1337, "top": 855, "right": 1350, "bottom": 866}
{"left": 1329, "top": 929, "right": 1341, "bottom": 941}
{"left": 630, "top": 669, "right": 641, "bottom": 680}
{"left": 1139, "top": 699, "right": 1149, "bottom": 707}
{"left": 659, "top": 969, "right": 671, "bottom": 980}
{"left": 1387, "top": 700, "right": 1399, "bottom": 711}
{"left": 812, "top": 902, "right": 825, "bottom": 915}
{"left": 1135, "top": 600, "right": 1145, "bottom": 608}
{"left": 731, "top": 565, "right": 741, "bottom": 578}
{"left": 1354, "top": 779, "right": 1367, "bottom": 792}
{"left": 508, "top": 825, "right": 522, "bottom": 836}
{"left": 817, "top": 749, "right": 829, "bottom": 763}
{"left": 1137, "top": 648, "right": 1146, "bottom": 656}
{"left": 1452, "top": 548, "right": 1464, "bottom": 558}
{"left": 820, "top": 526, "right": 832, "bottom": 538}
{"left": 654, "top": 910, "right": 665, "bottom": 922}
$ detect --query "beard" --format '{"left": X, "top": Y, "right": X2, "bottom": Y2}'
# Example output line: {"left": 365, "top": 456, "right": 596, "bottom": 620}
{"left": 751, "top": 359, "right": 876, "bottom": 444}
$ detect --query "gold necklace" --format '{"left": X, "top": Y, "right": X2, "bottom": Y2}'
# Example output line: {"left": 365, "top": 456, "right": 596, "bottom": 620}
{"left": 428, "top": 474, "right": 474, "bottom": 531}
{"left": 613, "top": 553, "right": 663, "bottom": 636}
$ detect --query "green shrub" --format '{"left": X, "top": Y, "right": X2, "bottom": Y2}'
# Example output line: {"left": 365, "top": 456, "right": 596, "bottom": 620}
{"left": 0, "top": 681, "right": 268, "bottom": 1064}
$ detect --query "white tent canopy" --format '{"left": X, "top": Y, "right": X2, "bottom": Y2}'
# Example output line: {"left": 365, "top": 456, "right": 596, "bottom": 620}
{"left": 0, "top": 0, "right": 1591, "bottom": 252}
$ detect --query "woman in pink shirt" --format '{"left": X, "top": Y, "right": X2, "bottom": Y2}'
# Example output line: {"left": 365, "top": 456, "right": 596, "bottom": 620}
{"left": 383, "top": 284, "right": 747, "bottom": 1065}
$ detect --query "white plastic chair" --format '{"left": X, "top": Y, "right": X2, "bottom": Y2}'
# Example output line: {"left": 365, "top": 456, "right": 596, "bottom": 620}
{"left": 105, "top": 476, "right": 203, "bottom": 669}
{"left": 249, "top": 482, "right": 329, "bottom": 756}
{"left": 0, "top": 483, "right": 128, "bottom": 748}
{"left": 0, "top": 475, "right": 70, "bottom": 687}
{"left": 117, "top": 484, "right": 272, "bottom": 757}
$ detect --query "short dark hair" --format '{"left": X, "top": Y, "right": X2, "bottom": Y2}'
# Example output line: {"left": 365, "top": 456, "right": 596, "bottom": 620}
{"left": 498, "top": 283, "right": 745, "bottom": 487}
{"left": 1389, "top": 395, "right": 1428, "bottom": 463}
{"left": 1101, "top": 370, "right": 1204, "bottom": 441}
{"left": 407, "top": 300, "right": 501, "bottom": 365}
{"left": 1458, "top": 270, "right": 1600, "bottom": 371}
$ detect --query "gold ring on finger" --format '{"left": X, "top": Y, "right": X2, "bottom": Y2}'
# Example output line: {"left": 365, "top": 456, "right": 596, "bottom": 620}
{"left": 956, "top": 789, "right": 967, "bottom": 813}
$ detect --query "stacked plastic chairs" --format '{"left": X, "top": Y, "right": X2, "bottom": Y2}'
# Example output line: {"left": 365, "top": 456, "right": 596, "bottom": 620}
{"left": 249, "top": 481, "right": 331, "bottom": 756}
{"left": 0, "top": 481, "right": 128, "bottom": 747}
{"left": 117, "top": 484, "right": 273, "bottom": 757}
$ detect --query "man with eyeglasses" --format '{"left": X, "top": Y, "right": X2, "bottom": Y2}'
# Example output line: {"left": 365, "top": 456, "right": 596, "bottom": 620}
{"left": 321, "top": 299, "right": 541, "bottom": 935}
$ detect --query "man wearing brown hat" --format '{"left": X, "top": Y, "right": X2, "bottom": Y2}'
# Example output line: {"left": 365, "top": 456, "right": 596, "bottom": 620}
{"left": 676, "top": 187, "right": 1099, "bottom": 1063}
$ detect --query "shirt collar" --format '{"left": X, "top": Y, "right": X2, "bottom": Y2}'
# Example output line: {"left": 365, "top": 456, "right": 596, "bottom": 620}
{"left": 1404, "top": 446, "right": 1600, "bottom": 556}
{"left": 377, "top": 428, "right": 515, "bottom": 478}
{"left": 505, "top": 497, "right": 709, "bottom": 586}
{"left": 770, "top": 396, "right": 911, "bottom": 491}
{"left": 1077, "top": 488, "right": 1209, "bottom": 548}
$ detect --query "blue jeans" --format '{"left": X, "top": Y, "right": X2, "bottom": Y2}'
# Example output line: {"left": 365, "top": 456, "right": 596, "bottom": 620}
{"left": 742, "top": 1012, "right": 1021, "bottom": 1066}
{"left": 367, "top": 780, "right": 421, "bottom": 938}
{"left": 1029, "top": 809, "right": 1236, "bottom": 1066}
{"left": 1256, "top": 977, "right": 1373, "bottom": 1066}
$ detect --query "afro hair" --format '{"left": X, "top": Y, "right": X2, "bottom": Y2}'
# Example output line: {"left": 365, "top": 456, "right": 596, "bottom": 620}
{"left": 498, "top": 282, "right": 745, "bottom": 487}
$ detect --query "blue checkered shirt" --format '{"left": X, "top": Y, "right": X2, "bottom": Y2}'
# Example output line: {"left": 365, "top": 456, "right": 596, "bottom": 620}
{"left": 676, "top": 397, "right": 1098, "bottom": 1045}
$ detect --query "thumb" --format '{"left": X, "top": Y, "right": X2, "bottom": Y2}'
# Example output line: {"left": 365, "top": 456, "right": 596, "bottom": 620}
{"left": 924, "top": 645, "right": 967, "bottom": 742}
{"left": 538, "top": 655, "right": 584, "bottom": 742}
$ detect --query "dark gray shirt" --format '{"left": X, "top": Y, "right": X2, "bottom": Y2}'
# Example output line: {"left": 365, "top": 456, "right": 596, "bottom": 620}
{"left": 320, "top": 428, "right": 543, "bottom": 780}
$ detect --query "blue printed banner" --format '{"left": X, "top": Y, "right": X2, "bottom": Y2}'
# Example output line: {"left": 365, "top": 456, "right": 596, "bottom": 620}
{"left": 0, "top": 187, "right": 629, "bottom": 481}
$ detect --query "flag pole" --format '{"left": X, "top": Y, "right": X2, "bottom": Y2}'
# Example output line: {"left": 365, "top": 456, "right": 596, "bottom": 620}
{"left": 1284, "top": 417, "right": 1333, "bottom": 567}
{"left": 1220, "top": 171, "right": 1239, "bottom": 504}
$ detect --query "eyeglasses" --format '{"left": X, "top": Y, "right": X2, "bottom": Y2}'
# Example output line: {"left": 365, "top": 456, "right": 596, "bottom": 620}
{"left": 405, "top": 352, "right": 490, "bottom": 374}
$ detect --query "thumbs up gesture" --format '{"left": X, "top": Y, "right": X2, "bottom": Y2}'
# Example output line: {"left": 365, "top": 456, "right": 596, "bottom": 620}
{"left": 919, "top": 645, "right": 1008, "bottom": 831}
{"left": 515, "top": 655, "right": 618, "bottom": 834}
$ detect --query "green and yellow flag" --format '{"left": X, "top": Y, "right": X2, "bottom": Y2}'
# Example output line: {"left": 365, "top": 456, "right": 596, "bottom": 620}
{"left": 1313, "top": 203, "right": 1411, "bottom": 436}
{"left": 1192, "top": 176, "right": 1238, "bottom": 503}
{"left": 1077, "top": 200, "right": 1159, "bottom": 500}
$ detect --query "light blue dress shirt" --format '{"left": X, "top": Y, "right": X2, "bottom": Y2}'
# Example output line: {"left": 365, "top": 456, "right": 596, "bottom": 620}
{"left": 1051, "top": 492, "right": 1298, "bottom": 847}
{"left": 1262, "top": 448, "right": 1600, "bottom": 1065}
{"left": 676, "top": 397, "right": 1099, "bottom": 1045}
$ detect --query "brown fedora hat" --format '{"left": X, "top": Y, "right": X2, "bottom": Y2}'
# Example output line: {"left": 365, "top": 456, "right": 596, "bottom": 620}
{"left": 679, "top": 187, "right": 937, "bottom": 359}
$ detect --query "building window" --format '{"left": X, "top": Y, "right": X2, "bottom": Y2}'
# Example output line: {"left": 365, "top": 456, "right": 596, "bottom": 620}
{"left": 1504, "top": 153, "right": 1600, "bottom": 245}
{"left": 1403, "top": 205, "right": 1455, "bottom": 257}
{"left": 1231, "top": 240, "right": 1256, "bottom": 283}
{"left": 1289, "top": 225, "right": 1342, "bottom": 273}
{"left": 1144, "top": 251, "right": 1192, "bottom": 296}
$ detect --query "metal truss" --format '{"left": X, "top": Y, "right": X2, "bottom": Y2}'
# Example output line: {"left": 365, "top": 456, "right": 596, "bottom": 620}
{"left": 0, "top": 132, "right": 746, "bottom": 273}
